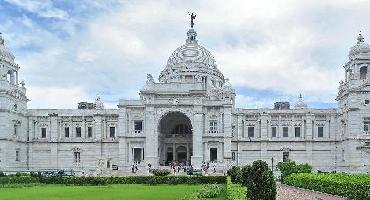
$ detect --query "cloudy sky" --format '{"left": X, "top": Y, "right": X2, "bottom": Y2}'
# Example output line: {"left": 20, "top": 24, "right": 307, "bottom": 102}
{"left": 1, "top": 0, "right": 369, "bottom": 109}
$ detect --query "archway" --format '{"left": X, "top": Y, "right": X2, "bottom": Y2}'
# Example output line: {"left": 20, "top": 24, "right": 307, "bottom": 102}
{"left": 158, "top": 111, "right": 193, "bottom": 166}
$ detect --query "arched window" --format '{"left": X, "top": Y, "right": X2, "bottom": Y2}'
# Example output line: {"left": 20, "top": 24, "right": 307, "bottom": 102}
{"left": 360, "top": 66, "right": 367, "bottom": 80}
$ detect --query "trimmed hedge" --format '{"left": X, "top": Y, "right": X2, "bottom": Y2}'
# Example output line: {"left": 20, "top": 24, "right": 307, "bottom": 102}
{"left": 38, "top": 176, "right": 226, "bottom": 185}
{"left": 152, "top": 169, "right": 171, "bottom": 176}
{"left": 226, "top": 177, "right": 247, "bottom": 200}
{"left": 0, "top": 176, "right": 39, "bottom": 185}
{"left": 284, "top": 173, "right": 370, "bottom": 200}
{"left": 276, "top": 160, "right": 312, "bottom": 181}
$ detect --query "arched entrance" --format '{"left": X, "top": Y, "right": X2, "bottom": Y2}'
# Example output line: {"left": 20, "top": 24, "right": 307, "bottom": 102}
{"left": 158, "top": 112, "right": 193, "bottom": 166}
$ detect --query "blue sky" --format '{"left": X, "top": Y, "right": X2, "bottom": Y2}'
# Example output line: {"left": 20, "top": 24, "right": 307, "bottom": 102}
{"left": 1, "top": 0, "right": 370, "bottom": 109}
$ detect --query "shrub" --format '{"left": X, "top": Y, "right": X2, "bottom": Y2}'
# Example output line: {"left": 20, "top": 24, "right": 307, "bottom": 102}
{"left": 277, "top": 160, "right": 312, "bottom": 181}
{"left": 227, "top": 166, "right": 242, "bottom": 184}
{"left": 242, "top": 160, "right": 276, "bottom": 200}
{"left": 38, "top": 176, "right": 226, "bottom": 185}
{"left": 197, "top": 184, "right": 224, "bottom": 198}
{"left": 0, "top": 171, "right": 5, "bottom": 177}
{"left": 0, "top": 176, "right": 39, "bottom": 185}
{"left": 152, "top": 169, "right": 171, "bottom": 176}
{"left": 284, "top": 173, "right": 370, "bottom": 200}
{"left": 226, "top": 177, "right": 247, "bottom": 200}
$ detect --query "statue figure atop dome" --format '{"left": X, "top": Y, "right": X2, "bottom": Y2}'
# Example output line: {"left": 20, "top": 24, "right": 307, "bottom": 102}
{"left": 189, "top": 12, "right": 196, "bottom": 28}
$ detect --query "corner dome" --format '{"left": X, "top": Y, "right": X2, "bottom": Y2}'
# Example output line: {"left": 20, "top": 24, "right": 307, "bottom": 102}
{"left": 349, "top": 33, "right": 370, "bottom": 58}
{"left": 159, "top": 28, "right": 224, "bottom": 84}
{"left": 0, "top": 34, "right": 15, "bottom": 63}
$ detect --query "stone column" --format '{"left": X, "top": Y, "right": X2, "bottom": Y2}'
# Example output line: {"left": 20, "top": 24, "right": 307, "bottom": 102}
{"left": 118, "top": 107, "right": 128, "bottom": 169}
{"left": 223, "top": 106, "right": 232, "bottom": 161}
{"left": 191, "top": 112, "right": 204, "bottom": 169}
{"left": 144, "top": 106, "right": 158, "bottom": 166}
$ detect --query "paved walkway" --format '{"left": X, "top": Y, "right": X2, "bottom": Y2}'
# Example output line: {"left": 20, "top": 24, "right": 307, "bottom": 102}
{"left": 277, "top": 183, "right": 347, "bottom": 200}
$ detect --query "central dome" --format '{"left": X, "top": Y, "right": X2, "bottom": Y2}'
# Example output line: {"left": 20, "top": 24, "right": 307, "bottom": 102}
{"left": 159, "top": 29, "right": 224, "bottom": 85}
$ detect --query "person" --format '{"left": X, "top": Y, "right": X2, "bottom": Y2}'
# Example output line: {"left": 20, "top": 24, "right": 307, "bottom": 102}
{"left": 147, "top": 163, "right": 152, "bottom": 175}
{"left": 131, "top": 165, "right": 135, "bottom": 173}
{"left": 134, "top": 163, "right": 138, "bottom": 173}
{"left": 213, "top": 164, "right": 216, "bottom": 173}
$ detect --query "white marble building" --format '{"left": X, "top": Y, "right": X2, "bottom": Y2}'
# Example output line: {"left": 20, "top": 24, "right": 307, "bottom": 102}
{"left": 1, "top": 25, "right": 370, "bottom": 174}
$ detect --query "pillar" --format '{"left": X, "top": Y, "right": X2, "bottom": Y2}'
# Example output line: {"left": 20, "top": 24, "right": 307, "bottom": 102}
{"left": 144, "top": 106, "right": 158, "bottom": 166}
{"left": 191, "top": 112, "right": 204, "bottom": 169}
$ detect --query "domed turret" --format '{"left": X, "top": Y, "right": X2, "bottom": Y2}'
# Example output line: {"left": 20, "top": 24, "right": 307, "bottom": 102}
{"left": 0, "top": 33, "right": 15, "bottom": 63}
{"left": 349, "top": 32, "right": 370, "bottom": 59}
{"left": 294, "top": 93, "right": 307, "bottom": 109}
{"left": 158, "top": 28, "right": 224, "bottom": 87}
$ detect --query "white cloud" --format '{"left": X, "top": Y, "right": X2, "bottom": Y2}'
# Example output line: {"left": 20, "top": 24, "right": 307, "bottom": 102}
{"left": 4, "top": 0, "right": 370, "bottom": 108}
{"left": 5, "top": 0, "right": 68, "bottom": 19}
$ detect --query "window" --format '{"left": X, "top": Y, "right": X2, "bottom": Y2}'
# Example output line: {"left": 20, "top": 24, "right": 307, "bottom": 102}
{"left": 210, "top": 148, "right": 217, "bottom": 162}
{"left": 15, "top": 150, "right": 20, "bottom": 161}
{"left": 231, "top": 152, "right": 236, "bottom": 161}
{"left": 41, "top": 128, "right": 46, "bottom": 138}
{"left": 76, "top": 127, "right": 81, "bottom": 137}
{"left": 209, "top": 120, "right": 218, "bottom": 133}
{"left": 283, "top": 152, "right": 289, "bottom": 162}
{"left": 364, "top": 122, "right": 369, "bottom": 132}
{"left": 365, "top": 100, "right": 370, "bottom": 105}
{"left": 133, "top": 148, "right": 144, "bottom": 162}
{"left": 134, "top": 121, "right": 143, "bottom": 133}
{"left": 295, "top": 127, "right": 301, "bottom": 137}
{"left": 248, "top": 127, "right": 254, "bottom": 137}
{"left": 14, "top": 125, "right": 17, "bottom": 135}
{"left": 73, "top": 152, "right": 80, "bottom": 163}
{"left": 64, "top": 127, "right": 70, "bottom": 138}
{"left": 318, "top": 126, "right": 324, "bottom": 137}
{"left": 107, "top": 160, "right": 111, "bottom": 168}
{"left": 110, "top": 127, "right": 116, "bottom": 138}
{"left": 271, "top": 127, "right": 277, "bottom": 137}
{"left": 360, "top": 66, "right": 367, "bottom": 80}
{"left": 87, "top": 127, "right": 93, "bottom": 137}
{"left": 283, "top": 127, "right": 289, "bottom": 137}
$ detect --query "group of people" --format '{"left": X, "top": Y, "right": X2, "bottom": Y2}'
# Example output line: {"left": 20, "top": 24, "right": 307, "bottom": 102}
{"left": 131, "top": 163, "right": 139, "bottom": 173}
{"left": 202, "top": 162, "right": 217, "bottom": 175}
{"left": 169, "top": 161, "right": 192, "bottom": 175}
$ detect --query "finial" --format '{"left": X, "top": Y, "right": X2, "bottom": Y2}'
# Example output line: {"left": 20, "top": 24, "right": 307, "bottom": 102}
{"left": 188, "top": 12, "right": 196, "bottom": 28}
{"left": 299, "top": 93, "right": 302, "bottom": 99}
{"left": 357, "top": 31, "right": 364, "bottom": 44}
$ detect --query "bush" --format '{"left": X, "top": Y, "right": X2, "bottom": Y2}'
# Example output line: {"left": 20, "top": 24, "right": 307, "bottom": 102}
{"left": 227, "top": 166, "right": 242, "bottom": 184}
{"left": 277, "top": 160, "right": 312, "bottom": 181}
{"left": 226, "top": 177, "right": 247, "bottom": 200}
{"left": 197, "top": 184, "right": 224, "bottom": 198}
{"left": 0, "top": 176, "right": 39, "bottom": 185}
{"left": 152, "top": 169, "right": 171, "bottom": 176}
{"left": 242, "top": 160, "right": 276, "bottom": 200}
{"left": 0, "top": 171, "right": 5, "bottom": 177}
{"left": 38, "top": 176, "right": 226, "bottom": 185}
{"left": 284, "top": 173, "right": 370, "bottom": 200}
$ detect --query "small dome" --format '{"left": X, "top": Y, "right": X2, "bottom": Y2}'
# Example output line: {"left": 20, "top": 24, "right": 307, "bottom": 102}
{"left": 159, "top": 29, "right": 224, "bottom": 83}
{"left": 349, "top": 33, "right": 370, "bottom": 58}
{"left": 294, "top": 94, "right": 307, "bottom": 109}
{"left": 0, "top": 34, "right": 15, "bottom": 62}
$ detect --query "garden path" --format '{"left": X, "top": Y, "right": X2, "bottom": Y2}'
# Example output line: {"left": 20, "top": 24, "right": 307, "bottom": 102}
{"left": 277, "top": 183, "right": 347, "bottom": 200}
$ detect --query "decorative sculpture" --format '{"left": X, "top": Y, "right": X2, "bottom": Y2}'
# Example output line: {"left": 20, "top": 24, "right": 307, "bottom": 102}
{"left": 189, "top": 12, "right": 196, "bottom": 28}
{"left": 146, "top": 74, "right": 155, "bottom": 84}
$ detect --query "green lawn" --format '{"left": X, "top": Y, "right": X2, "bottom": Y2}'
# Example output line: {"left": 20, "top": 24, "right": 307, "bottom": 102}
{"left": 0, "top": 184, "right": 203, "bottom": 200}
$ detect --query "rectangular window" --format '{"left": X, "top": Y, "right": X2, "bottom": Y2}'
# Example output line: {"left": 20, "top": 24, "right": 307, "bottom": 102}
{"left": 73, "top": 152, "right": 80, "bottom": 163}
{"left": 76, "top": 127, "right": 81, "bottom": 137}
{"left": 365, "top": 100, "right": 370, "bottom": 105}
{"left": 14, "top": 125, "right": 17, "bottom": 135}
{"left": 231, "top": 152, "right": 236, "bottom": 161}
{"left": 209, "top": 120, "right": 218, "bottom": 133}
{"left": 134, "top": 121, "right": 143, "bottom": 133}
{"left": 248, "top": 126, "right": 254, "bottom": 137}
{"left": 41, "top": 128, "right": 46, "bottom": 138}
{"left": 283, "top": 127, "right": 288, "bottom": 137}
{"left": 318, "top": 126, "right": 324, "bottom": 137}
{"left": 15, "top": 150, "right": 20, "bottom": 161}
{"left": 295, "top": 127, "right": 301, "bottom": 137}
{"left": 283, "top": 152, "right": 289, "bottom": 162}
{"left": 271, "top": 127, "right": 277, "bottom": 137}
{"left": 210, "top": 148, "right": 217, "bottom": 162}
{"left": 87, "top": 127, "right": 93, "bottom": 137}
{"left": 65, "top": 127, "right": 70, "bottom": 138}
{"left": 133, "top": 148, "right": 143, "bottom": 162}
{"left": 110, "top": 127, "right": 116, "bottom": 138}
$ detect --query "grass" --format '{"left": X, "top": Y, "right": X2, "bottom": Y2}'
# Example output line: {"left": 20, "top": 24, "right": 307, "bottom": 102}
{"left": 0, "top": 184, "right": 202, "bottom": 200}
